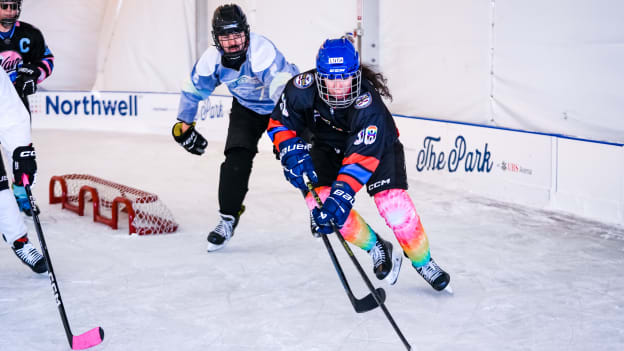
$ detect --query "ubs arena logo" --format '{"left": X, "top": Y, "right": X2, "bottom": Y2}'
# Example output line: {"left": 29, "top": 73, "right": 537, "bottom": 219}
{"left": 43, "top": 94, "right": 139, "bottom": 117}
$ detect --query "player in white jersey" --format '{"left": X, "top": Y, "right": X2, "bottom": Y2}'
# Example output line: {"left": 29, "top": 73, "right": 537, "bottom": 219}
{"left": 1, "top": 0, "right": 55, "bottom": 217}
{"left": 172, "top": 4, "right": 298, "bottom": 252}
{"left": 0, "top": 68, "right": 46, "bottom": 273}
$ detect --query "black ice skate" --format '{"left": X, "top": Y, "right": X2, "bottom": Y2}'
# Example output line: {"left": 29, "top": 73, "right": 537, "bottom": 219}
{"left": 206, "top": 206, "right": 244, "bottom": 252}
{"left": 12, "top": 236, "right": 47, "bottom": 274}
{"left": 368, "top": 236, "right": 402, "bottom": 285}
{"left": 414, "top": 257, "right": 450, "bottom": 291}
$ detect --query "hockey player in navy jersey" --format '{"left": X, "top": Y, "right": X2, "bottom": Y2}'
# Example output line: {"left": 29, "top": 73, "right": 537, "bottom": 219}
{"left": 172, "top": 4, "right": 298, "bottom": 252}
{"left": 268, "top": 38, "right": 450, "bottom": 291}
{"left": 0, "top": 0, "right": 54, "bottom": 217}
{"left": 0, "top": 69, "right": 46, "bottom": 274}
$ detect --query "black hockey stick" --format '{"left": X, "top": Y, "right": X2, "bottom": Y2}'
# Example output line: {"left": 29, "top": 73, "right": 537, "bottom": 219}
{"left": 305, "top": 176, "right": 412, "bottom": 350}
{"left": 318, "top": 227, "right": 386, "bottom": 313}
{"left": 23, "top": 175, "right": 104, "bottom": 350}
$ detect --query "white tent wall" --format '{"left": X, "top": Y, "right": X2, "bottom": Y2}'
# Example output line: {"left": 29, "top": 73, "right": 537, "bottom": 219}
{"left": 92, "top": 0, "right": 196, "bottom": 92}
{"left": 20, "top": 0, "right": 196, "bottom": 92}
{"left": 379, "top": 0, "right": 624, "bottom": 145}
{"left": 19, "top": 0, "right": 108, "bottom": 90}
{"left": 491, "top": 0, "right": 624, "bottom": 144}
{"left": 380, "top": 1, "right": 492, "bottom": 125}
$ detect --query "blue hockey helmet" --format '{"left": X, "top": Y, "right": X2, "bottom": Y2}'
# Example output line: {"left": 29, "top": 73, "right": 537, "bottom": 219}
{"left": 315, "top": 38, "right": 361, "bottom": 109}
{"left": 0, "top": 0, "right": 22, "bottom": 27}
{"left": 211, "top": 4, "right": 250, "bottom": 62}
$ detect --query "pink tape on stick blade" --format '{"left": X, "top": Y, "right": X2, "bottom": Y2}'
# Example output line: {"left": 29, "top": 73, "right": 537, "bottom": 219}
{"left": 72, "top": 327, "right": 104, "bottom": 350}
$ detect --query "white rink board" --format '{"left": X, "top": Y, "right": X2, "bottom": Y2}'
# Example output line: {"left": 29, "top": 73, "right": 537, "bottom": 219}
{"left": 397, "top": 117, "right": 553, "bottom": 207}
{"left": 396, "top": 116, "right": 624, "bottom": 226}
{"left": 554, "top": 138, "right": 624, "bottom": 224}
{"left": 29, "top": 91, "right": 233, "bottom": 141}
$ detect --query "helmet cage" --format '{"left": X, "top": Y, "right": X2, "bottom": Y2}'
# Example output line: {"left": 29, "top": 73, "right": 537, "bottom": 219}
{"left": 315, "top": 70, "right": 362, "bottom": 109}
{"left": 315, "top": 38, "right": 361, "bottom": 108}
{"left": 0, "top": 0, "right": 21, "bottom": 27}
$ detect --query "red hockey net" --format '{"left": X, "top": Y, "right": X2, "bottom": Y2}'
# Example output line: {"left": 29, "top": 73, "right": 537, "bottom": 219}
{"left": 49, "top": 174, "right": 178, "bottom": 235}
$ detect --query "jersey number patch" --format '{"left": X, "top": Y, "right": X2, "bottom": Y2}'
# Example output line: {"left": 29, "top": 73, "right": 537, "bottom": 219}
{"left": 280, "top": 93, "right": 289, "bottom": 117}
{"left": 354, "top": 125, "right": 378, "bottom": 145}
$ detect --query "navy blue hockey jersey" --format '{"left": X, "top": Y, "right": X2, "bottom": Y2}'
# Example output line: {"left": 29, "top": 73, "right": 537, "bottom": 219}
{"left": 0, "top": 21, "right": 54, "bottom": 83}
{"left": 267, "top": 69, "right": 400, "bottom": 193}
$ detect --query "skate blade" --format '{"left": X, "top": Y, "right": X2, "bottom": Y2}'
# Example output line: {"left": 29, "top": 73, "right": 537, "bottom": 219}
{"left": 206, "top": 241, "right": 227, "bottom": 252}
{"left": 384, "top": 249, "right": 403, "bottom": 286}
{"left": 442, "top": 284, "right": 454, "bottom": 295}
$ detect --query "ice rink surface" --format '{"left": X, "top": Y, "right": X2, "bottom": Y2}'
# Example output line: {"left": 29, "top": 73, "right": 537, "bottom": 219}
{"left": 1, "top": 129, "right": 623, "bottom": 351}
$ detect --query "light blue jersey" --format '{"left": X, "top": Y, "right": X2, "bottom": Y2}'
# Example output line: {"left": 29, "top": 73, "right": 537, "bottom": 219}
{"left": 177, "top": 33, "right": 299, "bottom": 123}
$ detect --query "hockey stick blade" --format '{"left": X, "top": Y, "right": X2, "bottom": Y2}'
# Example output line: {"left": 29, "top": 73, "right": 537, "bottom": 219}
{"left": 22, "top": 175, "right": 104, "bottom": 350}
{"left": 71, "top": 327, "right": 104, "bottom": 350}
{"left": 354, "top": 287, "right": 386, "bottom": 313}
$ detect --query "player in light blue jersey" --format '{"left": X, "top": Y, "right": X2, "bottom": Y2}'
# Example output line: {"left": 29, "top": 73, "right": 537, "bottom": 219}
{"left": 172, "top": 4, "right": 298, "bottom": 252}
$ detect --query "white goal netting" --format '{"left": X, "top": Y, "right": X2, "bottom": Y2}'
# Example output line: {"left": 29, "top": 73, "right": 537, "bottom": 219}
{"left": 50, "top": 174, "right": 178, "bottom": 235}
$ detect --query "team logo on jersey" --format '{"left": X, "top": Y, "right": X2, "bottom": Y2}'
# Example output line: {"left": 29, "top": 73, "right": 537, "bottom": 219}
{"left": 354, "top": 92, "right": 372, "bottom": 109}
{"left": 354, "top": 125, "right": 378, "bottom": 145}
{"left": 0, "top": 51, "right": 22, "bottom": 77}
{"left": 293, "top": 73, "right": 313, "bottom": 89}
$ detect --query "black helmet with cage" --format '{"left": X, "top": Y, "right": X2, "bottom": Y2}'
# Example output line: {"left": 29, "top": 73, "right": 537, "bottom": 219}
{"left": 211, "top": 4, "right": 250, "bottom": 62}
{"left": 0, "top": 0, "right": 22, "bottom": 27}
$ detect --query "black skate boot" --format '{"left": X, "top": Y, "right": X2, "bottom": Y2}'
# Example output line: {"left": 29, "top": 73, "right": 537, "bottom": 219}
{"left": 414, "top": 258, "right": 450, "bottom": 291}
{"left": 12, "top": 235, "right": 47, "bottom": 274}
{"left": 206, "top": 206, "right": 245, "bottom": 252}
{"left": 368, "top": 236, "right": 402, "bottom": 285}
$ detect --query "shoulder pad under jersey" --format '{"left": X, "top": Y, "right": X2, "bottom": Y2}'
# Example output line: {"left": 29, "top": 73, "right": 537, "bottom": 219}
{"left": 195, "top": 46, "right": 222, "bottom": 77}
{"left": 249, "top": 33, "right": 277, "bottom": 73}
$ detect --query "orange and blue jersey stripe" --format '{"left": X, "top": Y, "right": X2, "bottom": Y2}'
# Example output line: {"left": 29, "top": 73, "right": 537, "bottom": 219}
{"left": 267, "top": 118, "right": 296, "bottom": 150}
{"left": 336, "top": 153, "right": 380, "bottom": 192}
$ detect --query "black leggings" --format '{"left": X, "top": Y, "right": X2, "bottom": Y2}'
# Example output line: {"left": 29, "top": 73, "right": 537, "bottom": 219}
{"left": 218, "top": 99, "right": 270, "bottom": 216}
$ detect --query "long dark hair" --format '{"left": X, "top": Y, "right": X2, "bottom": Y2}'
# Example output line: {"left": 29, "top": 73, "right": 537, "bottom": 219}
{"left": 361, "top": 64, "right": 393, "bottom": 102}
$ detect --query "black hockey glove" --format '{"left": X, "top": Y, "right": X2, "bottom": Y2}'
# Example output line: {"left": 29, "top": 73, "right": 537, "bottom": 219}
{"left": 172, "top": 121, "right": 207, "bottom": 155}
{"left": 14, "top": 64, "right": 40, "bottom": 97}
{"left": 12, "top": 145, "right": 37, "bottom": 186}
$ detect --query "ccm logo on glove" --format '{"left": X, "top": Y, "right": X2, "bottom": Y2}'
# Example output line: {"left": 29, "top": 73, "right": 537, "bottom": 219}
{"left": 19, "top": 150, "right": 36, "bottom": 158}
